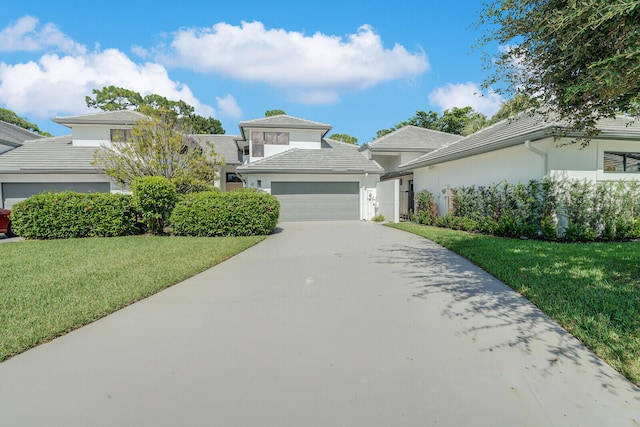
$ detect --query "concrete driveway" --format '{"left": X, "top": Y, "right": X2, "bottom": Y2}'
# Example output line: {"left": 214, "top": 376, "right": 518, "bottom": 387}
{"left": 0, "top": 221, "right": 638, "bottom": 426}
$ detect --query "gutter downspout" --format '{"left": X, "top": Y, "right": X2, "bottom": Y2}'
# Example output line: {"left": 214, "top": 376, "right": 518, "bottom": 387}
{"left": 524, "top": 139, "right": 547, "bottom": 176}
{"left": 361, "top": 173, "right": 369, "bottom": 220}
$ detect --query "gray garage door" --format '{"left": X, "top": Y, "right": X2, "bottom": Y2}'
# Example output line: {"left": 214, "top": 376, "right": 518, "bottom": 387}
{"left": 271, "top": 182, "right": 359, "bottom": 221}
{"left": 2, "top": 182, "right": 110, "bottom": 209}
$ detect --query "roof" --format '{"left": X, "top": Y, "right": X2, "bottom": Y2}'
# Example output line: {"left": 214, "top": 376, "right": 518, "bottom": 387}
{"left": 0, "top": 135, "right": 101, "bottom": 173}
{"left": 237, "top": 115, "right": 332, "bottom": 140}
{"left": 53, "top": 110, "right": 149, "bottom": 127}
{"left": 236, "top": 139, "right": 384, "bottom": 175}
{"left": 0, "top": 121, "right": 44, "bottom": 148}
{"left": 360, "top": 125, "right": 463, "bottom": 153}
{"left": 192, "top": 134, "right": 241, "bottom": 165}
{"left": 399, "top": 112, "right": 640, "bottom": 170}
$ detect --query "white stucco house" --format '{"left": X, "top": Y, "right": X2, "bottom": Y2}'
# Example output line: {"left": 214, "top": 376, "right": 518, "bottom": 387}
{"left": 0, "top": 110, "right": 243, "bottom": 209}
{"left": 397, "top": 113, "right": 640, "bottom": 215}
{"left": 234, "top": 115, "right": 383, "bottom": 221}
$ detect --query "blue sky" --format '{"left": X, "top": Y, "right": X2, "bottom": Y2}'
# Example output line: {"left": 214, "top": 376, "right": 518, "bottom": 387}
{"left": 0, "top": 0, "right": 504, "bottom": 143}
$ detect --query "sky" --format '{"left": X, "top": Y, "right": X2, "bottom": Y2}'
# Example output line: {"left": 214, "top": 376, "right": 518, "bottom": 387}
{"left": 0, "top": 0, "right": 505, "bottom": 143}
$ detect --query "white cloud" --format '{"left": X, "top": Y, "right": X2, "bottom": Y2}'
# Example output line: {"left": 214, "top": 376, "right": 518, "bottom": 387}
{"left": 215, "top": 94, "right": 242, "bottom": 119}
{"left": 0, "top": 15, "right": 86, "bottom": 55}
{"left": 0, "top": 49, "right": 216, "bottom": 119}
{"left": 428, "top": 82, "right": 504, "bottom": 117}
{"left": 160, "top": 22, "right": 429, "bottom": 103}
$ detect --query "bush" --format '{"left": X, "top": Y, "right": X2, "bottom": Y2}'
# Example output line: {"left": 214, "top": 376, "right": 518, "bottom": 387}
{"left": 415, "top": 190, "right": 438, "bottom": 225}
{"left": 371, "top": 214, "right": 385, "bottom": 222}
{"left": 131, "top": 176, "right": 177, "bottom": 235}
{"left": 170, "top": 190, "right": 280, "bottom": 236}
{"left": 11, "top": 192, "right": 139, "bottom": 239}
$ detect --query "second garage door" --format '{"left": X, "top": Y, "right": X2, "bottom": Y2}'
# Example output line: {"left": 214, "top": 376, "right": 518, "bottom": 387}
{"left": 271, "top": 182, "right": 359, "bottom": 221}
{"left": 2, "top": 182, "right": 110, "bottom": 209}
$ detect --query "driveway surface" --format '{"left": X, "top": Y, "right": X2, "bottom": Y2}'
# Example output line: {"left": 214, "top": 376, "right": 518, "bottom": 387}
{"left": 0, "top": 221, "right": 638, "bottom": 426}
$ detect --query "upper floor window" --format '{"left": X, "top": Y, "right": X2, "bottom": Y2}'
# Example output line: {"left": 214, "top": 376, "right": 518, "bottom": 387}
{"left": 604, "top": 151, "right": 640, "bottom": 173}
{"left": 251, "top": 131, "right": 289, "bottom": 157}
{"left": 110, "top": 129, "right": 132, "bottom": 142}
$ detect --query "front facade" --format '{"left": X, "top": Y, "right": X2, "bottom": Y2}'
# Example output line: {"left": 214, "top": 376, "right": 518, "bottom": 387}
{"left": 235, "top": 115, "right": 383, "bottom": 221}
{"left": 399, "top": 113, "right": 640, "bottom": 215}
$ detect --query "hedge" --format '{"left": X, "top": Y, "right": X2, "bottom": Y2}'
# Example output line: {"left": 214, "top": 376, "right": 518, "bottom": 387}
{"left": 131, "top": 176, "right": 177, "bottom": 235}
{"left": 11, "top": 192, "right": 140, "bottom": 239}
{"left": 170, "top": 190, "right": 280, "bottom": 236}
{"left": 418, "top": 178, "right": 640, "bottom": 241}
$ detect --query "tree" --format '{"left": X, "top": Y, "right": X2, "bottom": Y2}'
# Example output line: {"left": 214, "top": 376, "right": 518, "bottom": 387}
{"left": 477, "top": 0, "right": 640, "bottom": 143}
{"left": 0, "top": 107, "right": 52, "bottom": 136}
{"left": 375, "top": 107, "right": 486, "bottom": 138}
{"left": 92, "top": 115, "right": 223, "bottom": 194}
{"left": 86, "top": 86, "right": 224, "bottom": 134}
{"left": 487, "top": 94, "right": 539, "bottom": 125}
{"left": 329, "top": 133, "right": 358, "bottom": 144}
{"left": 265, "top": 109, "right": 286, "bottom": 116}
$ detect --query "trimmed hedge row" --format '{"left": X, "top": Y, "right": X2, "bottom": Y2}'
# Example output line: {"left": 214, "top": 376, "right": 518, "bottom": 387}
{"left": 417, "top": 178, "right": 640, "bottom": 241}
{"left": 170, "top": 190, "right": 280, "bottom": 236}
{"left": 11, "top": 192, "right": 140, "bottom": 239}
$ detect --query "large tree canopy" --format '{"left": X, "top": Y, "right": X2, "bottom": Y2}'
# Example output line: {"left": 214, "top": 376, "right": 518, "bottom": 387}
{"left": 86, "top": 86, "right": 224, "bottom": 134}
{"left": 477, "top": 0, "right": 640, "bottom": 142}
{"left": 0, "top": 107, "right": 52, "bottom": 137}
{"left": 265, "top": 109, "right": 286, "bottom": 117}
{"left": 92, "top": 116, "right": 223, "bottom": 194}
{"left": 376, "top": 107, "right": 487, "bottom": 138}
{"left": 329, "top": 133, "right": 358, "bottom": 144}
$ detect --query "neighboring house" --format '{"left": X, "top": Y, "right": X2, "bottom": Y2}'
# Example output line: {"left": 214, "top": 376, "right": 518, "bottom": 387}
{"left": 398, "top": 112, "right": 640, "bottom": 215}
{"left": 235, "top": 115, "right": 383, "bottom": 221}
{"left": 359, "top": 126, "right": 462, "bottom": 218}
{"left": 0, "top": 121, "right": 44, "bottom": 154}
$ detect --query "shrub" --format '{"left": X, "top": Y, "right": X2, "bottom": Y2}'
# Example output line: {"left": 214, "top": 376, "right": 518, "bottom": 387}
{"left": 371, "top": 214, "right": 385, "bottom": 222}
{"left": 10, "top": 192, "right": 139, "bottom": 239}
{"left": 415, "top": 190, "right": 438, "bottom": 225}
{"left": 131, "top": 176, "right": 177, "bottom": 235}
{"left": 170, "top": 190, "right": 280, "bottom": 236}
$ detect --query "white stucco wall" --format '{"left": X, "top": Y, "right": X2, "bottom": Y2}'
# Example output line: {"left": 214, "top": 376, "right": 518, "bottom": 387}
{"left": 376, "top": 179, "right": 400, "bottom": 222}
{"left": 243, "top": 173, "right": 380, "bottom": 220}
{"left": 248, "top": 128, "right": 323, "bottom": 162}
{"left": 412, "top": 144, "right": 545, "bottom": 214}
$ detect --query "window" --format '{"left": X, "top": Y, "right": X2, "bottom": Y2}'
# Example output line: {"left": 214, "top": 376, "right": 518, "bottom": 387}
{"left": 604, "top": 151, "right": 640, "bottom": 173}
{"left": 251, "top": 131, "right": 290, "bottom": 157}
{"left": 110, "top": 129, "right": 132, "bottom": 142}
{"left": 226, "top": 173, "right": 242, "bottom": 183}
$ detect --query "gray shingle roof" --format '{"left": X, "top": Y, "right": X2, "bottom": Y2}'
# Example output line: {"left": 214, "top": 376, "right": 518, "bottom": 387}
{"left": 399, "top": 112, "right": 640, "bottom": 170}
{"left": 237, "top": 115, "right": 332, "bottom": 139}
{"left": 192, "top": 134, "right": 242, "bottom": 165}
{"left": 236, "top": 139, "right": 383, "bottom": 175}
{"left": 0, "top": 121, "right": 44, "bottom": 148}
{"left": 0, "top": 136, "right": 101, "bottom": 173}
{"left": 360, "top": 125, "right": 463, "bottom": 152}
{"left": 53, "top": 110, "right": 148, "bottom": 127}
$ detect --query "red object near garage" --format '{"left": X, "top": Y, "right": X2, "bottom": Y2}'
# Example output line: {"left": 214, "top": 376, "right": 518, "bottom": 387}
{"left": 0, "top": 208, "right": 16, "bottom": 237}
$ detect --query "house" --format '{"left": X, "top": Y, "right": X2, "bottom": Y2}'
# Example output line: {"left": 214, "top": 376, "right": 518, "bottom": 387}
{"left": 235, "top": 115, "right": 383, "bottom": 221}
{"left": 359, "top": 126, "right": 462, "bottom": 218}
{"left": 0, "top": 121, "right": 44, "bottom": 154}
{"left": 397, "top": 112, "right": 640, "bottom": 215}
{"left": 0, "top": 110, "right": 239, "bottom": 208}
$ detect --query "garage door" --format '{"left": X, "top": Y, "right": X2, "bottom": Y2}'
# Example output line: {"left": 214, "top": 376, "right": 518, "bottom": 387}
{"left": 2, "top": 182, "right": 110, "bottom": 209}
{"left": 271, "top": 182, "right": 359, "bottom": 221}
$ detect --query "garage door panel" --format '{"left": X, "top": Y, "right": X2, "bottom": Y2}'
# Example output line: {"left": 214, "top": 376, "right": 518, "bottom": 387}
{"left": 272, "top": 182, "right": 359, "bottom": 222}
{"left": 2, "top": 182, "right": 110, "bottom": 209}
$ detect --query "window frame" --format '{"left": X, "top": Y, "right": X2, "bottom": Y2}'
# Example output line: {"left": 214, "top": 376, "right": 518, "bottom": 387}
{"left": 603, "top": 151, "right": 640, "bottom": 173}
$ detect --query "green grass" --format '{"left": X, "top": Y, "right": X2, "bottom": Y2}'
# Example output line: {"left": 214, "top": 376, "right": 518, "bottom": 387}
{"left": 388, "top": 222, "right": 640, "bottom": 386}
{"left": 0, "top": 235, "right": 264, "bottom": 361}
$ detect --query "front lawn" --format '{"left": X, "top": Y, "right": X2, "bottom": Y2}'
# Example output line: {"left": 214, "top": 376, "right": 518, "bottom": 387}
{"left": 388, "top": 222, "right": 640, "bottom": 386}
{"left": 0, "top": 235, "right": 263, "bottom": 362}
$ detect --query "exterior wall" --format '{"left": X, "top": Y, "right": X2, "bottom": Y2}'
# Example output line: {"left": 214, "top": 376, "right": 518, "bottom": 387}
{"left": 412, "top": 144, "right": 545, "bottom": 214}
{"left": 372, "top": 152, "right": 424, "bottom": 175}
{"left": 219, "top": 165, "right": 243, "bottom": 192}
{"left": 248, "top": 128, "right": 323, "bottom": 162}
{"left": 243, "top": 173, "right": 380, "bottom": 220}
{"left": 376, "top": 179, "right": 399, "bottom": 223}
{"left": 70, "top": 125, "right": 111, "bottom": 147}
